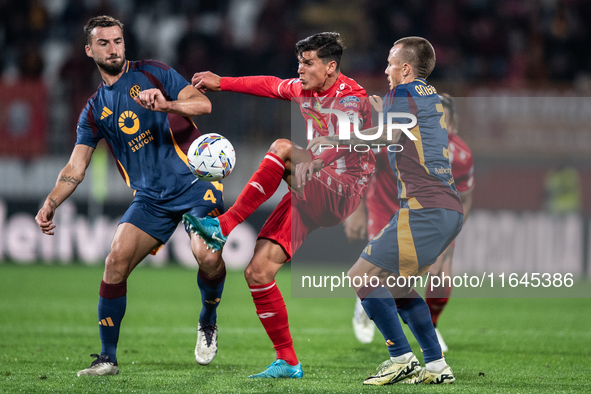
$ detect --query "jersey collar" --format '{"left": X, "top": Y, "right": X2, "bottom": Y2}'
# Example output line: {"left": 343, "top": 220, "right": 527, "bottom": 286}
{"left": 314, "top": 73, "right": 345, "bottom": 98}
{"left": 102, "top": 61, "right": 131, "bottom": 89}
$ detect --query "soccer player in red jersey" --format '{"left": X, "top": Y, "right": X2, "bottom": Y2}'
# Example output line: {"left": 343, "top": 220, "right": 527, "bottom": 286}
{"left": 183, "top": 32, "right": 375, "bottom": 378}
{"left": 349, "top": 94, "right": 474, "bottom": 351}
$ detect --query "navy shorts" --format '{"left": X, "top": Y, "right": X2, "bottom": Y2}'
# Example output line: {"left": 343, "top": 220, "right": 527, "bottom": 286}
{"left": 120, "top": 181, "right": 224, "bottom": 244}
{"left": 360, "top": 205, "right": 463, "bottom": 277}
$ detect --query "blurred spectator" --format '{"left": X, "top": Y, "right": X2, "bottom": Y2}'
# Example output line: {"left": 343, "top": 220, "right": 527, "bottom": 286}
{"left": 18, "top": 44, "right": 44, "bottom": 79}
{"left": 544, "top": 166, "right": 582, "bottom": 214}
{"left": 1, "top": 0, "right": 590, "bottom": 154}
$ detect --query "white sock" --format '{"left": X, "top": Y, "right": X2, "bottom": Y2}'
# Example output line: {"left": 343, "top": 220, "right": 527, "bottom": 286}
{"left": 390, "top": 351, "right": 414, "bottom": 363}
{"left": 426, "top": 357, "right": 448, "bottom": 373}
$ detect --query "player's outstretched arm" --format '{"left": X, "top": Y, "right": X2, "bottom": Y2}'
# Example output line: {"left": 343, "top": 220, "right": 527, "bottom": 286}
{"left": 35, "top": 144, "right": 94, "bottom": 235}
{"left": 134, "top": 85, "right": 211, "bottom": 116}
{"left": 192, "top": 71, "right": 222, "bottom": 93}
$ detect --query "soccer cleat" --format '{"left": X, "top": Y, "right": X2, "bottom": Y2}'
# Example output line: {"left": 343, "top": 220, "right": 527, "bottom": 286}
{"left": 353, "top": 298, "right": 375, "bottom": 344}
{"left": 402, "top": 365, "right": 455, "bottom": 384}
{"left": 182, "top": 214, "right": 227, "bottom": 251}
{"left": 77, "top": 354, "right": 119, "bottom": 376}
{"left": 195, "top": 322, "right": 218, "bottom": 365}
{"left": 435, "top": 328, "right": 449, "bottom": 353}
{"left": 363, "top": 354, "right": 421, "bottom": 385}
{"left": 248, "top": 359, "right": 303, "bottom": 379}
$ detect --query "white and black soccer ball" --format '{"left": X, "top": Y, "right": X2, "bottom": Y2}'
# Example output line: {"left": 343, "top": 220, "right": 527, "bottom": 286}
{"left": 187, "top": 133, "right": 236, "bottom": 181}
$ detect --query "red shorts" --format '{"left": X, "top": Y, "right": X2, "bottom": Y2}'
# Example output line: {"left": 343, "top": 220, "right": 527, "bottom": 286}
{"left": 258, "top": 166, "right": 366, "bottom": 259}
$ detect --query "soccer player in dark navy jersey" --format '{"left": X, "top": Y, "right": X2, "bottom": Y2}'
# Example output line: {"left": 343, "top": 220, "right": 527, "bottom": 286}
{"left": 348, "top": 93, "right": 475, "bottom": 352}
{"left": 35, "top": 16, "right": 226, "bottom": 375}
{"left": 310, "top": 37, "right": 462, "bottom": 385}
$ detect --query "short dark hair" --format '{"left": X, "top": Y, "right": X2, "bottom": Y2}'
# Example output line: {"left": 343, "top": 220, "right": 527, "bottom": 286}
{"left": 295, "top": 32, "right": 344, "bottom": 69}
{"left": 393, "top": 37, "right": 435, "bottom": 79}
{"left": 84, "top": 15, "right": 124, "bottom": 45}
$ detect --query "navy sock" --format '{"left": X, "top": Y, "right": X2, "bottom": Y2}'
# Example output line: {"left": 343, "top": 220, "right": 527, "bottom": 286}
{"left": 397, "top": 291, "right": 442, "bottom": 363}
{"left": 98, "top": 281, "right": 127, "bottom": 362}
{"left": 197, "top": 267, "right": 226, "bottom": 326}
{"left": 359, "top": 286, "right": 411, "bottom": 358}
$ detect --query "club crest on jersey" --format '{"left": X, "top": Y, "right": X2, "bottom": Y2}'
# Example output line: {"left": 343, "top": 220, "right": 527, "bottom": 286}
{"left": 129, "top": 84, "right": 141, "bottom": 99}
{"left": 119, "top": 110, "right": 140, "bottom": 135}
{"left": 314, "top": 101, "right": 322, "bottom": 111}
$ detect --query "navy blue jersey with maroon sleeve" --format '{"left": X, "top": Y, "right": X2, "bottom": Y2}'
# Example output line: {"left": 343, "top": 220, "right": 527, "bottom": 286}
{"left": 382, "top": 78, "right": 463, "bottom": 213}
{"left": 76, "top": 60, "right": 202, "bottom": 207}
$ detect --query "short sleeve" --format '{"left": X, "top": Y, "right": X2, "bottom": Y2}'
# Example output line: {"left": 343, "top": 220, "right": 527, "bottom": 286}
{"left": 75, "top": 102, "right": 102, "bottom": 148}
{"left": 161, "top": 67, "right": 190, "bottom": 101}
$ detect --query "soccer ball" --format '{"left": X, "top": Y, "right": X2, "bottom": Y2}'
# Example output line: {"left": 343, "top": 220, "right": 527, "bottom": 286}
{"left": 187, "top": 133, "right": 236, "bottom": 181}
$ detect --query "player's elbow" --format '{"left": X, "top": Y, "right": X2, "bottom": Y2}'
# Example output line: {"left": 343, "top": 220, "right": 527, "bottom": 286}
{"left": 201, "top": 100, "right": 212, "bottom": 114}
{"left": 197, "top": 97, "right": 212, "bottom": 115}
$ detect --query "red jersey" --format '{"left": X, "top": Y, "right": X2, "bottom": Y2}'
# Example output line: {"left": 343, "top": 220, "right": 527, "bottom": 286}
{"left": 448, "top": 132, "right": 475, "bottom": 193}
{"left": 220, "top": 74, "right": 375, "bottom": 194}
{"left": 367, "top": 149, "right": 400, "bottom": 213}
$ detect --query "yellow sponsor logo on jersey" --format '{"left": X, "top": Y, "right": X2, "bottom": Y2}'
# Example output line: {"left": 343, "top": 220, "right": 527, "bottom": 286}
{"left": 129, "top": 84, "right": 141, "bottom": 99}
{"left": 128, "top": 129, "right": 154, "bottom": 152}
{"left": 119, "top": 111, "right": 140, "bottom": 134}
{"left": 100, "top": 107, "right": 113, "bottom": 120}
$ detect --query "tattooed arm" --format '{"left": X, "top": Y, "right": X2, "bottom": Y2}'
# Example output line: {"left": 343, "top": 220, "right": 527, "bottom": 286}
{"left": 35, "top": 145, "right": 95, "bottom": 235}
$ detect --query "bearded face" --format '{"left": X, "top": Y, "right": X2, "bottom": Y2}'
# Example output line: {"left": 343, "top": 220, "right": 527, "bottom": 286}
{"left": 86, "top": 26, "right": 126, "bottom": 77}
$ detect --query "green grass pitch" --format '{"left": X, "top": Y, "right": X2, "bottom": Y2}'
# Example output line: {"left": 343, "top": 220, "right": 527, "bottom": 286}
{"left": 1, "top": 263, "right": 590, "bottom": 393}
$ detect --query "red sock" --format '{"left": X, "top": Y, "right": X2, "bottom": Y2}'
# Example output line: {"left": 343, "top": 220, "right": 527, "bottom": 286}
{"left": 250, "top": 281, "right": 298, "bottom": 365}
{"left": 219, "top": 153, "right": 285, "bottom": 236}
{"left": 426, "top": 284, "right": 452, "bottom": 325}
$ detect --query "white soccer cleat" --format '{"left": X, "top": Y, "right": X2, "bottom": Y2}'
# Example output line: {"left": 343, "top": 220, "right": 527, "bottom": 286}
{"left": 363, "top": 354, "right": 421, "bottom": 385}
{"left": 435, "top": 328, "right": 449, "bottom": 353}
{"left": 353, "top": 298, "right": 375, "bottom": 344}
{"left": 403, "top": 364, "right": 455, "bottom": 384}
{"left": 77, "top": 354, "right": 119, "bottom": 376}
{"left": 195, "top": 322, "right": 218, "bottom": 365}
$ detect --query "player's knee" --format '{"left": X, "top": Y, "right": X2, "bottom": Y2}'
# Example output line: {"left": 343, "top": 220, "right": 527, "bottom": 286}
{"left": 194, "top": 250, "right": 221, "bottom": 272}
{"left": 268, "top": 139, "right": 291, "bottom": 161}
{"left": 347, "top": 266, "right": 361, "bottom": 280}
{"left": 244, "top": 263, "right": 270, "bottom": 285}
{"left": 104, "top": 254, "right": 130, "bottom": 283}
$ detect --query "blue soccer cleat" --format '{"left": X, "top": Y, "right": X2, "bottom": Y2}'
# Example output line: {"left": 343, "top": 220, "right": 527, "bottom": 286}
{"left": 248, "top": 359, "right": 303, "bottom": 379}
{"left": 182, "top": 214, "right": 227, "bottom": 251}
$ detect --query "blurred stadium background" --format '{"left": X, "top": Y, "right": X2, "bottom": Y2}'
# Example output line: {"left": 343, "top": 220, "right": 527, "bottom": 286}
{"left": 0, "top": 0, "right": 590, "bottom": 283}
